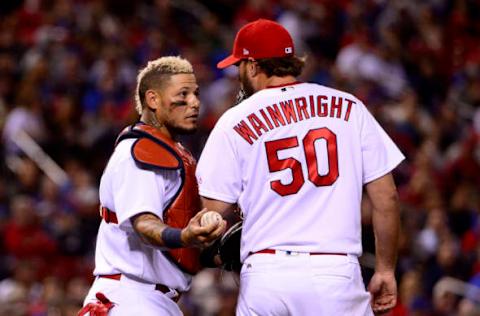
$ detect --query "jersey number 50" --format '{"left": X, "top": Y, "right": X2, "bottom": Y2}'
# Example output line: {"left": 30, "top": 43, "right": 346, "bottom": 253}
{"left": 265, "top": 127, "right": 339, "bottom": 196}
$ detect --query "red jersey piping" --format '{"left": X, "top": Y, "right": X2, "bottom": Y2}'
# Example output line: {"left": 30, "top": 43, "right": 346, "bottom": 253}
{"left": 266, "top": 81, "right": 303, "bottom": 89}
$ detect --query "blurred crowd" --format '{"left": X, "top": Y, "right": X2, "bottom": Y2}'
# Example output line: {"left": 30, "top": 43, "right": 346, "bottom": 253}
{"left": 0, "top": 0, "right": 479, "bottom": 315}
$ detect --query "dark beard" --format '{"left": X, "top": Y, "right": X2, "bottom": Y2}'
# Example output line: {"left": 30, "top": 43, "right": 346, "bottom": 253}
{"left": 234, "top": 73, "right": 255, "bottom": 106}
{"left": 234, "top": 88, "right": 247, "bottom": 106}
{"left": 241, "top": 75, "right": 255, "bottom": 98}
{"left": 168, "top": 125, "right": 197, "bottom": 136}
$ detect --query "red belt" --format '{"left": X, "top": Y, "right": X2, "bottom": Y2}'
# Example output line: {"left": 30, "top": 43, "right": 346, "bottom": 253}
{"left": 99, "top": 274, "right": 182, "bottom": 302}
{"left": 254, "top": 249, "right": 347, "bottom": 256}
{"left": 100, "top": 206, "right": 118, "bottom": 224}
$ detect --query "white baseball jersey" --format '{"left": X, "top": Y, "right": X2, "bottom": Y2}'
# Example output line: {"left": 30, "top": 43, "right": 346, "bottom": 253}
{"left": 94, "top": 138, "right": 191, "bottom": 291}
{"left": 197, "top": 82, "right": 405, "bottom": 262}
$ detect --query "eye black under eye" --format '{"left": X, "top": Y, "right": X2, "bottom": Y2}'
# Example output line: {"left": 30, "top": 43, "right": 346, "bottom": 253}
{"left": 172, "top": 100, "right": 187, "bottom": 106}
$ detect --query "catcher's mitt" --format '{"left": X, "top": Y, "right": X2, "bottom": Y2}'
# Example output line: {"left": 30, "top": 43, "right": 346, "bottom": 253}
{"left": 200, "top": 221, "right": 242, "bottom": 273}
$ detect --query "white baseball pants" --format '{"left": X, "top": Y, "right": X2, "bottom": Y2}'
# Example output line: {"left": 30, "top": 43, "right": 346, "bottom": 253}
{"left": 236, "top": 251, "right": 374, "bottom": 316}
{"left": 83, "top": 275, "right": 182, "bottom": 315}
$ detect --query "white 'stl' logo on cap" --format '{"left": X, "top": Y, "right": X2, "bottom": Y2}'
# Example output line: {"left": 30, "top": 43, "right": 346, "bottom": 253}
{"left": 243, "top": 48, "right": 250, "bottom": 55}
{"left": 285, "top": 47, "right": 292, "bottom": 54}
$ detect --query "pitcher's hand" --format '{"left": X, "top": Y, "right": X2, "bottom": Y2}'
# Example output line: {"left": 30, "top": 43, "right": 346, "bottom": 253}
{"left": 368, "top": 271, "right": 397, "bottom": 314}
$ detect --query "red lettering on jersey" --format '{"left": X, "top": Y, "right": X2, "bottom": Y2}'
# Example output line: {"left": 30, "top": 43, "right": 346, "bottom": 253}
{"left": 295, "top": 97, "right": 310, "bottom": 121}
{"left": 317, "top": 95, "right": 328, "bottom": 117}
{"left": 259, "top": 109, "right": 274, "bottom": 129}
{"left": 248, "top": 113, "right": 269, "bottom": 136}
{"left": 330, "top": 96, "right": 342, "bottom": 119}
{"left": 309, "top": 95, "right": 316, "bottom": 117}
{"left": 266, "top": 104, "right": 286, "bottom": 127}
{"left": 344, "top": 98, "right": 355, "bottom": 121}
{"left": 233, "top": 120, "right": 258, "bottom": 145}
{"left": 280, "top": 100, "right": 298, "bottom": 124}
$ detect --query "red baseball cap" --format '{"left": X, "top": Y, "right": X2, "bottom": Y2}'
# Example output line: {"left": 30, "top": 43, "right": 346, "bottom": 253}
{"left": 217, "top": 19, "right": 295, "bottom": 69}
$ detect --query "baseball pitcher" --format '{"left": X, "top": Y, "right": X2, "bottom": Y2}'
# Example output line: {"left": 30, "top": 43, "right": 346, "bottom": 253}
{"left": 197, "top": 19, "right": 404, "bottom": 316}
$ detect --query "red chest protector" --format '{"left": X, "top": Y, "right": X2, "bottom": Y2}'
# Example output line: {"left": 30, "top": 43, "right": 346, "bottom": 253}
{"left": 116, "top": 123, "right": 202, "bottom": 274}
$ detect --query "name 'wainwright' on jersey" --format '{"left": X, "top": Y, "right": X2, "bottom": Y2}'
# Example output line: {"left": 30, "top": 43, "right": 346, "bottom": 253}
{"left": 196, "top": 82, "right": 405, "bottom": 261}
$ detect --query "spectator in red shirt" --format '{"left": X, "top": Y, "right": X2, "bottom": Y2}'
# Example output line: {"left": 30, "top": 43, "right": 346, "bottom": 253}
{"left": 3, "top": 195, "right": 57, "bottom": 261}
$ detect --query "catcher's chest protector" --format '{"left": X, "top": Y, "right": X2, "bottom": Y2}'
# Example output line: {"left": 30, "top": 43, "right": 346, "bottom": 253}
{"left": 117, "top": 123, "right": 202, "bottom": 274}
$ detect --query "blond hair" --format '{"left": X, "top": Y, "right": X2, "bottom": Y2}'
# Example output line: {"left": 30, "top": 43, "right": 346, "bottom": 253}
{"left": 135, "top": 56, "right": 194, "bottom": 114}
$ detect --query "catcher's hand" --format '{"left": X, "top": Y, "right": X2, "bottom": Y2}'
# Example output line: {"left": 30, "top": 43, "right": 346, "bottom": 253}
{"left": 200, "top": 221, "right": 242, "bottom": 273}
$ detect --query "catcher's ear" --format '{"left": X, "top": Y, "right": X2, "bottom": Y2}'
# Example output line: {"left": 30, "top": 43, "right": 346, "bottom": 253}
{"left": 145, "top": 89, "right": 161, "bottom": 111}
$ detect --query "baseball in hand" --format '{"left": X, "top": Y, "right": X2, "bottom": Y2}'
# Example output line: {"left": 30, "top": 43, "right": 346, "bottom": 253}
{"left": 200, "top": 211, "right": 223, "bottom": 227}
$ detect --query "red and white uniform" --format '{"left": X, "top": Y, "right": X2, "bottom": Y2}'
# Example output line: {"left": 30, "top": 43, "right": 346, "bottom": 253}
{"left": 83, "top": 137, "right": 190, "bottom": 315}
{"left": 197, "top": 82, "right": 405, "bottom": 315}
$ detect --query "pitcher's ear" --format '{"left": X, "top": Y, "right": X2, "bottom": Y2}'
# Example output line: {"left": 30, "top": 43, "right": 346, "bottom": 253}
{"left": 247, "top": 59, "right": 258, "bottom": 77}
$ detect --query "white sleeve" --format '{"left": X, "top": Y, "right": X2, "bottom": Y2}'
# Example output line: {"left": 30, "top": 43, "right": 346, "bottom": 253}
{"left": 196, "top": 124, "right": 241, "bottom": 203}
{"left": 359, "top": 104, "right": 405, "bottom": 184}
{"left": 111, "top": 159, "right": 167, "bottom": 231}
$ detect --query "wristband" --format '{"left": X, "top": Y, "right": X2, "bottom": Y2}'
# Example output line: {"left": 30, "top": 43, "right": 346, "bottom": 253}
{"left": 162, "top": 227, "right": 183, "bottom": 248}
